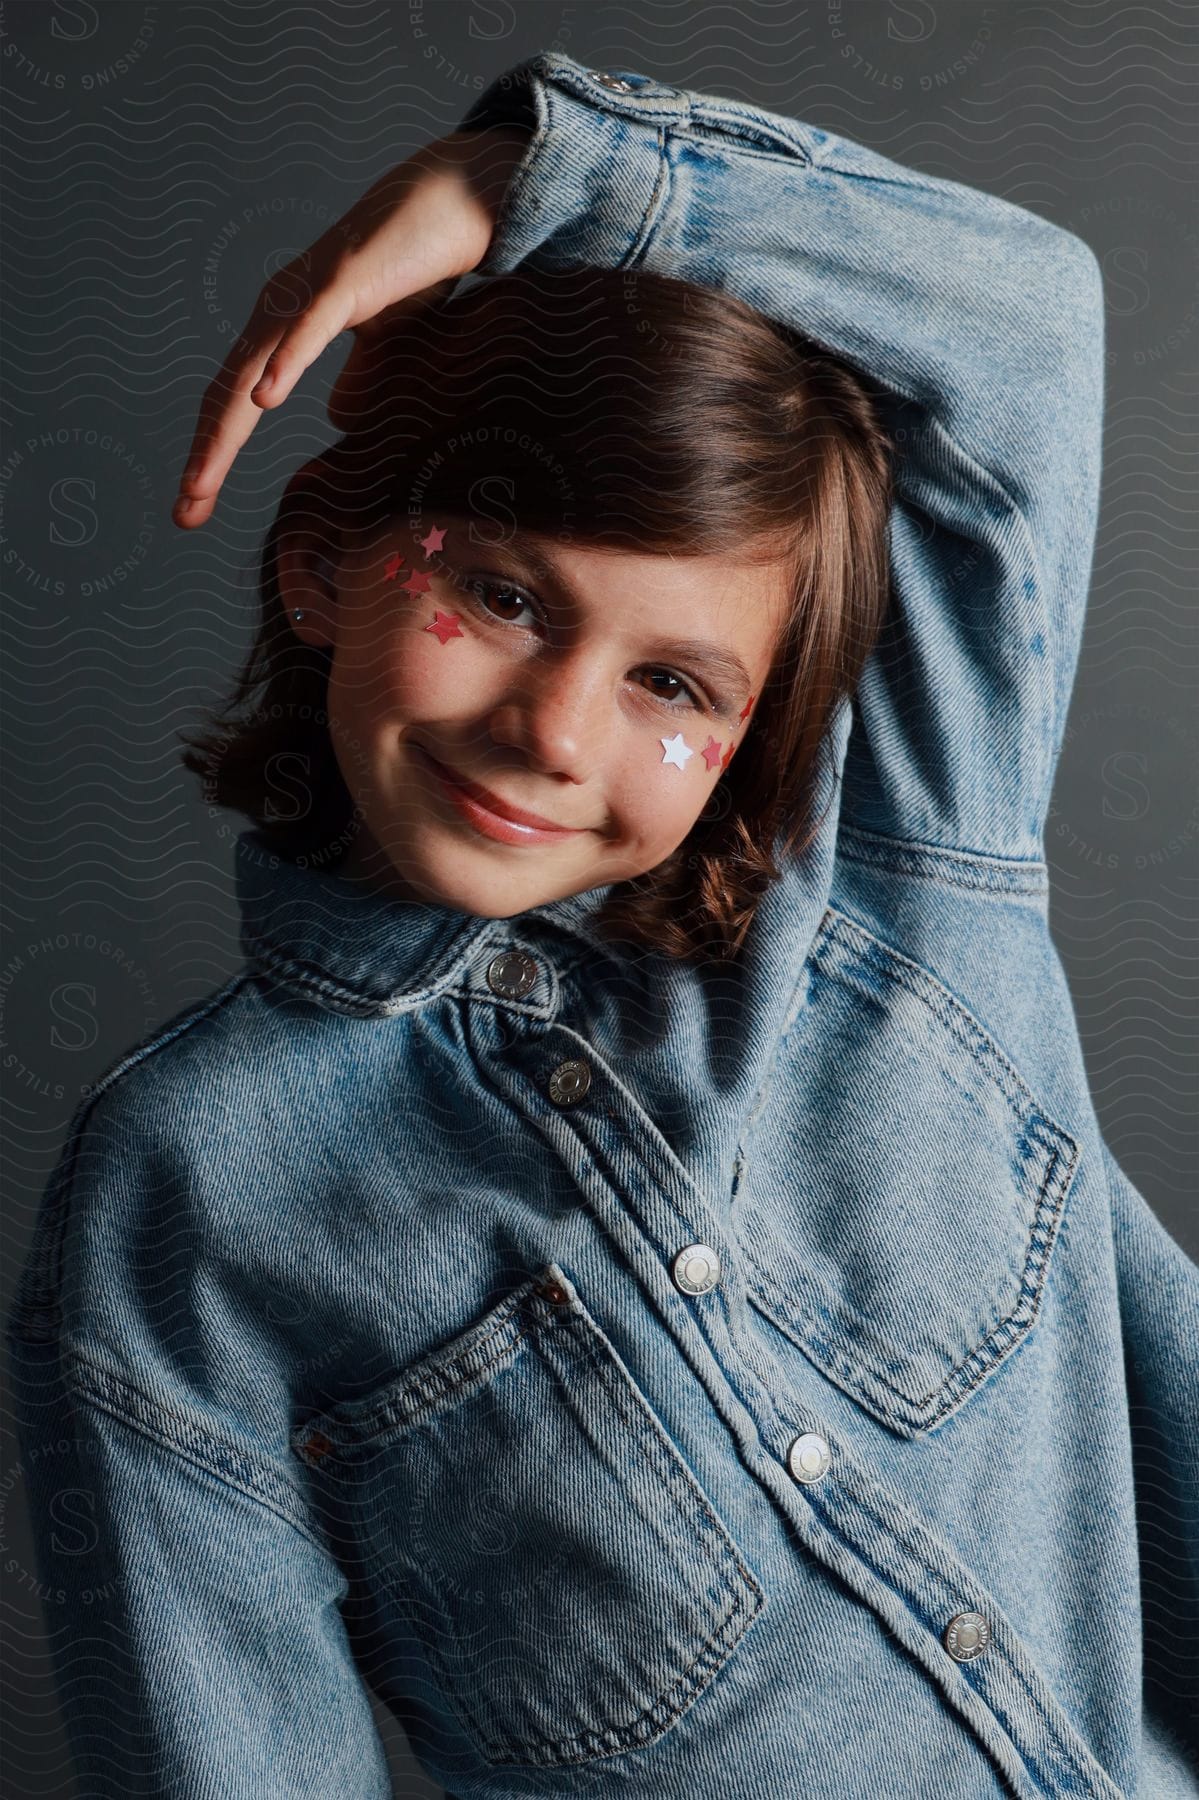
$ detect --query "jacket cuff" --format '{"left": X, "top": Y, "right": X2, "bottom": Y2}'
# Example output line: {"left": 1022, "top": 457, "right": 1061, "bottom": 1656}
{"left": 455, "top": 52, "right": 675, "bottom": 275}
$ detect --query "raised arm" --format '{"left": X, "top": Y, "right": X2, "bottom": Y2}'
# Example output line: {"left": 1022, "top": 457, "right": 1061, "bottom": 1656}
{"left": 456, "top": 53, "right": 1107, "bottom": 863}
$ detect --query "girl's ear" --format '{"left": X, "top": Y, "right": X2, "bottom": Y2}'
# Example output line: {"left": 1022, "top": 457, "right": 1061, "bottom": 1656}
{"left": 276, "top": 530, "right": 341, "bottom": 646}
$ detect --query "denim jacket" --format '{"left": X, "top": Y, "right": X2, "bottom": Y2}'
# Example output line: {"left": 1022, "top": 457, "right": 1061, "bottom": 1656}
{"left": 7, "top": 50, "right": 1198, "bottom": 1800}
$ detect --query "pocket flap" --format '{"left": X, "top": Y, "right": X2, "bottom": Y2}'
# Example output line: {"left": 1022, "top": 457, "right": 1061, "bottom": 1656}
{"left": 739, "top": 911, "right": 1081, "bottom": 1437}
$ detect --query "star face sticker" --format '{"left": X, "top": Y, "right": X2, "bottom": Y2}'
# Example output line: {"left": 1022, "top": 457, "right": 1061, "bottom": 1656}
{"left": 419, "top": 525, "right": 447, "bottom": 558}
{"left": 721, "top": 741, "right": 736, "bottom": 772}
{"left": 659, "top": 732, "right": 694, "bottom": 771}
{"left": 402, "top": 569, "right": 432, "bottom": 594}
{"left": 383, "top": 552, "right": 405, "bottom": 582}
{"left": 700, "top": 735, "right": 724, "bottom": 771}
{"left": 424, "top": 610, "right": 464, "bottom": 646}
{"left": 738, "top": 692, "right": 757, "bottom": 725}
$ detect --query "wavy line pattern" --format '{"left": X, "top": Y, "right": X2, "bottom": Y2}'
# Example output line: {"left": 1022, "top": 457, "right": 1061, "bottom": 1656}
{"left": 2, "top": 2, "right": 1196, "bottom": 1796}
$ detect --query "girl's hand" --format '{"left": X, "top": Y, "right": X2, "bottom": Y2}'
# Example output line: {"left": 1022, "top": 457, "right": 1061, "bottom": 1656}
{"left": 172, "top": 126, "right": 530, "bottom": 529}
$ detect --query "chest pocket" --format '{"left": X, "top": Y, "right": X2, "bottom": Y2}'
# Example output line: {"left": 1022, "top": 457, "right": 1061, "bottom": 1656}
{"left": 738, "top": 908, "right": 1081, "bottom": 1439}
{"left": 290, "top": 1265, "right": 765, "bottom": 1771}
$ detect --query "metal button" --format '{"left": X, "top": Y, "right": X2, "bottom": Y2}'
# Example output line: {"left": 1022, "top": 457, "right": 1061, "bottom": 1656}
{"left": 787, "top": 1432, "right": 831, "bottom": 1485}
{"left": 943, "top": 1611, "right": 991, "bottom": 1662}
{"left": 671, "top": 1243, "right": 721, "bottom": 1296}
{"left": 589, "top": 70, "right": 636, "bottom": 92}
{"left": 298, "top": 1430, "right": 333, "bottom": 1466}
{"left": 486, "top": 948, "right": 538, "bottom": 1000}
{"left": 547, "top": 1058, "right": 591, "bottom": 1106}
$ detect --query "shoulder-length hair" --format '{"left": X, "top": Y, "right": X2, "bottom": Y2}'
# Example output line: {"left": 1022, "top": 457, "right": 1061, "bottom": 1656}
{"left": 180, "top": 264, "right": 894, "bottom": 966}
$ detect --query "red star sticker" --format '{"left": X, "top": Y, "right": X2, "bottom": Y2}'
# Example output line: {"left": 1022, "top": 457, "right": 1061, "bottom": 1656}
{"left": 738, "top": 692, "right": 757, "bottom": 725}
{"left": 383, "top": 552, "right": 405, "bottom": 582}
{"left": 424, "top": 610, "right": 464, "bottom": 645}
{"left": 721, "top": 742, "right": 736, "bottom": 772}
{"left": 402, "top": 569, "right": 432, "bottom": 594}
{"left": 419, "top": 525, "right": 447, "bottom": 558}
{"left": 700, "top": 735, "right": 724, "bottom": 771}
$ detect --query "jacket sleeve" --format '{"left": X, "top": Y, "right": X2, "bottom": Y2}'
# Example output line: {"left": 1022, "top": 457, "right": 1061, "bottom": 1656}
{"left": 455, "top": 51, "right": 1107, "bottom": 864}
{"left": 1101, "top": 1141, "right": 1199, "bottom": 1764}
{"left": 4, "top": 1115, "right": 392, "bottom": 1799}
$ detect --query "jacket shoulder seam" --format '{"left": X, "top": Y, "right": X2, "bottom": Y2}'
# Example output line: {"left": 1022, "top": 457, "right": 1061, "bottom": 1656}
{"left": 58, "top": 1342, "right": 324, "bottom": 1552}
{"left": 4, "top": 971, "right": 256, "bottom": 1346}
{"left": 836, "top": 825, "right": 1050, "bottom": 894}
{"left": 77, "top": 969, "right": 255, "bottom": 1114}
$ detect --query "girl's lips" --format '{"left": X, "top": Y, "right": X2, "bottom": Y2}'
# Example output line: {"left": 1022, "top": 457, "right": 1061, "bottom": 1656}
{"left": 413, "top": 745, "right": 588, "bottom": 846}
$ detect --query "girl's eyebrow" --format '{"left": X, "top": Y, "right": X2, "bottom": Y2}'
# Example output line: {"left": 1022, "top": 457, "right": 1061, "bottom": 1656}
{"left": 641, "top": 634, "right": 755, "bottom": 699}
{"left": 445, "top": 538, "right": 757, "bottom": 698}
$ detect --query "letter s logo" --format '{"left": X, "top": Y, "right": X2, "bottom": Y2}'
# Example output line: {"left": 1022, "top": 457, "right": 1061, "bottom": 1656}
{"left": 888, "top": 1, "right": 938, "bottom": 44}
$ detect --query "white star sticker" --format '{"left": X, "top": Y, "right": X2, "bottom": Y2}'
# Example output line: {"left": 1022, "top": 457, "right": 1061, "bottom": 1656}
{"left": 659, "top": 732, "right": 694, "bottom": 770}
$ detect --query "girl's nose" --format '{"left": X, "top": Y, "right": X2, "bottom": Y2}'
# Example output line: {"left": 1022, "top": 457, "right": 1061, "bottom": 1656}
{"left": 486, "top": 649, "right": 606, "bottom": 783}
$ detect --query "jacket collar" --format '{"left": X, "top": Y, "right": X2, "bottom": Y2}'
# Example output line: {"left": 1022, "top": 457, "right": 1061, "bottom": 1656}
{"left": 234, "top": 826, "right": 624, "bottom": 1016}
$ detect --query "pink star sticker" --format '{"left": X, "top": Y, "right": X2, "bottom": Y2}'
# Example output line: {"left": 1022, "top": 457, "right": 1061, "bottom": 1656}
{"left": 424, "top": 610, "right": 464, "bottom": 646}
{"left": 402, "top": 569, "right": 432, "bottom": 594}
{"left": 419, "top": 525, "right": 447, "bottom": 558}
{"left": 383, "top": 552, "right": 405, "bottom": 582}
{"left": 721, "top": 742, "right": 736, "bottom": 772}
{"left": 738, "top": 691, "right": 757, "bottom": 725}
{"left": 700, "top": 735, "right": 724, "bottom": 771}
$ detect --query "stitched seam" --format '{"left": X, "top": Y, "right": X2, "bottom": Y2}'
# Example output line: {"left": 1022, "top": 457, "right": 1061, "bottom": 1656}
{"left": 836, "top": 825, "right": 1050, "bottom": 893}
{"left": 737, "top": 903, "right": 1061, "bottom": 1201}
{"left": 816, "top": 1473, "right": 1120, "bottom": 1793}
{"left": 677, "top": 115, "right": 811, "bottom": 163}
{"left": 800, "top": 1494, "right": 1076, "bottom": 1793}
{"left": 817, "top": 909, "right": 1061, "bottom": 1119}
{"left": 730, "top": 924, "right": 822, "bottom": 1209}
{"left": 492, "top": 1590, "right": 761, "bottom": 1768}
{"left": 483, "top": 1327, "right": 762, "bottom": 1762}
{"left": 568, "top": 1320, "right": 764, "bottom": 1595}
{"left": 623, "top": 124, "right": 673, "bottom": 268}
{"left": 413, "top": 1323, "right": 763, "bottom": 1766}
{"left": 743, "top": 1134, "right": 1072, "bottom": 1433}
{"left": 301, "top": 1303, "right": 532, "bottom": 1449}
{"left": 735, "top": 909, "right": 1079, "bottom": 1430}
{"left": 64, "top": 1349, "right": 323, "bottom": 1552}
{"left": 243, "top": 940, "right": 479, "bottom": 1015}
{"left": 5, "top": 972, "right": 254, "bottom": 1345}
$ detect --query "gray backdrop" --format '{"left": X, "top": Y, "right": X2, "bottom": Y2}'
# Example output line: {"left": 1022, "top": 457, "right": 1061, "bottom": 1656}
{"left": 2, "top": 1, "right": 1195, "bottom": 1794}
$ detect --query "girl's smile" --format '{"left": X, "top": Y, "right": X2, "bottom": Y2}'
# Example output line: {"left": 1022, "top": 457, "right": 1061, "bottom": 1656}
{"left": 412, "top": 741, "right": 593, "bottom": 844}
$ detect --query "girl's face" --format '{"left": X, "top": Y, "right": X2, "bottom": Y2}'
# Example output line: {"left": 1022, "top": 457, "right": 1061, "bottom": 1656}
{"left": 317, "top": 516, "right": 788, "bottom": 918}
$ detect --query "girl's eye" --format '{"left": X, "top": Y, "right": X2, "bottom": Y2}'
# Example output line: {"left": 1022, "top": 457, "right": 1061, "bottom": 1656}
{"left": 461, "top": 576, "right": 710, "bottom": 715}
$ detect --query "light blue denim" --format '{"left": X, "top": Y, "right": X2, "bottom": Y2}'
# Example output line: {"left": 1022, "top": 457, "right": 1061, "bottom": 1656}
{"left": 7, "top": 50, "right": 1198, "bottom": 1800}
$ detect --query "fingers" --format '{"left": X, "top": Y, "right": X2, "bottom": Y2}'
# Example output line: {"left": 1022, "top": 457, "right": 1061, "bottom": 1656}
{"left": 172, "top": 360, "right": 273, "bottom": 527}
{"left": 173, "top": 281, "right": 349, "bottom": 529}
{"left": 248, "top": 291, "right": 352, "bottom": 411}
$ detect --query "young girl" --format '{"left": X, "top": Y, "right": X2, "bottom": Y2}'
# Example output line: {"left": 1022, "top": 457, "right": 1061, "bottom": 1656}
{"left": 8, "top": 49, "right": 1197, "bottom": 1800}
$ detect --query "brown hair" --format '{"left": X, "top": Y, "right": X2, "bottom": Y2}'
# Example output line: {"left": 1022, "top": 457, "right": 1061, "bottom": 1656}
{"left": 180, "top": 264, "right": 894, "bottom": 966}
